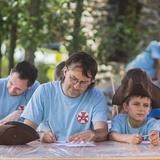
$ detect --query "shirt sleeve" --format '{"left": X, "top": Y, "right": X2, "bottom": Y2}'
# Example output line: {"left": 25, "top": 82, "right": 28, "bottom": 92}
{"left": 92, "top": 89, "right": 108, "bottom": 124}
{"left": 21, "top": 84, "right": 44, "bottom": 125}
{"left": 109, "top": 114, "right": 125, "bottom": 133}
{"left": 147, "top": 118, "right": 160, "bottom": 133}
{"left": 149, "top": 41, "right": 160, "bottom": 59}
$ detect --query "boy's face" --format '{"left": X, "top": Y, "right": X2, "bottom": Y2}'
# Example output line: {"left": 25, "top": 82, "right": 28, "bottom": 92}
{"left": 123, "top": 96, "right": 151, "bottom": 122}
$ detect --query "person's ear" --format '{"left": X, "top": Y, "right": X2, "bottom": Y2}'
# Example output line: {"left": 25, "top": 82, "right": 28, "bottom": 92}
{"left": 10, "top": 69, "right": 13, "bottom": 75}
{"left": 63, "top": 66, "right": 68, "bottom": 76}
{"left": 123, "top": 102, "right": 129, "bottom": 112}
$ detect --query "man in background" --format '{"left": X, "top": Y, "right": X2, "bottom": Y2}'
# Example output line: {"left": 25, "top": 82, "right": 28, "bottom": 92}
{"left": 53, "top": 61, "right": 65, "bottom": 81}
{"left": 126, "top": 40, "right": 160, "bottom": 82}
{"left": 0, "top": 61, "right": 40, "bottom": 124}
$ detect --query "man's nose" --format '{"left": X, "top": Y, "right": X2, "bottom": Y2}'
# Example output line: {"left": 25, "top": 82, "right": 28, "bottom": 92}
{"left": 10, "top": 86, "right": 16, "bottom": 93}
{"left": 73, "top": 82, "right": 81, "bottom": 89}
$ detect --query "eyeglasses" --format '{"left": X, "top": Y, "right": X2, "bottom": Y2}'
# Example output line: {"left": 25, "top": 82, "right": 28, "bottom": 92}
{"left": 69, "top": 76, "right": 91, "bottom": 88}
{"left": 69, "top": 74, "right": 91, "bottom": 88}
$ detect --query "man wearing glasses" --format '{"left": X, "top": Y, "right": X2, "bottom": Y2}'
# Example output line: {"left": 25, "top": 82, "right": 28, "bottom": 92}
{"left": 21, "top": 52, "right": 108, "bottom": 143}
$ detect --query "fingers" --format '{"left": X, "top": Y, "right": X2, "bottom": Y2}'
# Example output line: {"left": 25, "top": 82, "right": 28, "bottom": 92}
{"left": 131, "top": 134, "right": 143, "bottom": 145}
{"left": 41, "top": 131, "right": 58, "bottom": 143}
{"left": 67, "top": 130, "right": 94, "bottom": 143}
{"left": 149, "top": 131, "right": 160, "bottom": 146}
{"left": 150, "top": 136, "right": 159, "bottom": 146}
{"left": 0, "top": 121, "right": 5, "bottom": 125}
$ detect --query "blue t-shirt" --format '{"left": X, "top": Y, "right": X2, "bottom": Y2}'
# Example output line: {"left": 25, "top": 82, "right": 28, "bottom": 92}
{"left": 148, "top": 108, "right": 160, "bottom": 119}
{"left": 21, "top": 81, "right": 108, "bottom": 141}
{"left": 126, "top": 41, "right": 160, "bottom": 79}
{"left": 110, "top": 114, "right": 160, "bottom": 136}
{"left": 0, "top": 77, "right": 40, "bottom": 120}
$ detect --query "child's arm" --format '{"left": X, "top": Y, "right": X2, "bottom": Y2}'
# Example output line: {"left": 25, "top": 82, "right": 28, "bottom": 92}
{"left": 149, "top": 130, "right": 159, "bottom": 146}
{"left": 109, "top": 131, "right": 143, "bottom": 145}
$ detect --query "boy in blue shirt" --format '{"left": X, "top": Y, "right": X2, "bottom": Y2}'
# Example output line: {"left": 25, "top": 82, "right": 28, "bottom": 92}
{"left": 109, "top": 69, "right": 160, "bottom": 146}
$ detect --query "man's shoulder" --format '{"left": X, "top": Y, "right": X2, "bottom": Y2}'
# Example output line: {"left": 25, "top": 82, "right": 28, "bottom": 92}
{"left": 0, "top": 77, "right": 8, "bottom": 87}
{"left": 148, "top": 40, "right": 159, "bottom": 48}
{"left": 33, "top": 80, "right": 40, "bottom": 88}
{"left": 37, "top": 81, "right": 60, "bottom": 93}
{"left": 88, "top": 87, "right": 104, "bottom": 94}
{"left": 0, "top": 77, "right": 7, "bottom": 82}
{"left": 28, "top": 80, "right": 40, "bottom": 91}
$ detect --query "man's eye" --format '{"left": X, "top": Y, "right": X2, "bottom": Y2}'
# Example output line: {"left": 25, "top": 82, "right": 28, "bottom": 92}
{"left": 81, "top": 81, "right": 88, "bottom": 85}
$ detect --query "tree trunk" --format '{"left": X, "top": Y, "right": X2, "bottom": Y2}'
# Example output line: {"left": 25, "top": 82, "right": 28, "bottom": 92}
{"left": 25, "top": 47, "right": 35, "bottom": 64}
{"left": 71, "top": 0, "right": 84, "bottom": 55}
{"left": 0, "top": 36, "right": 2, "bottom": 77}
{"left": 25, "top": 0, "right": 41, "bottom": 64}
{"left": 8, "top": 22, "right": 17, "bottom": 73}
{"left": 107, "top": 0, "right": 142, "bottom": 62}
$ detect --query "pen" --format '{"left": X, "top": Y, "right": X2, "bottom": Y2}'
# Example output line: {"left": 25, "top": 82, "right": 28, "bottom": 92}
{"left": 142, "top": 134, "right": 150, "bottom": 140}
{"left": 47, "top": 120, "right": 58, "bottom": 141}
{"left": 47, "top": 120, "right": 55, "bottom": 134}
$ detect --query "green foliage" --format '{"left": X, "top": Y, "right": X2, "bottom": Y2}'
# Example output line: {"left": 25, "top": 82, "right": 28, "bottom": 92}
{"left": 0, "top": 0, "right": 159, "bottom": 83}
{"left": 1, "top": 56, "right": 9, "bottom": 77}
{"left": 106, "top": 15, "right": 141, "bottom": 61}
{"left": 36, "top": 62, "right": 51, "bottom": 83}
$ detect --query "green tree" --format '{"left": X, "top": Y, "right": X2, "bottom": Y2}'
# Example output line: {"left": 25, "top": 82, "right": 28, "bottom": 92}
{"left": 105, "top": 0, "right": 142, "bottom": 62}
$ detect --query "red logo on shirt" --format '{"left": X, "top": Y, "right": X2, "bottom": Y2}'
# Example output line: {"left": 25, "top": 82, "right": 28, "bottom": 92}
{"left": 77, "top": 111, "right": 89, "bottom": 124}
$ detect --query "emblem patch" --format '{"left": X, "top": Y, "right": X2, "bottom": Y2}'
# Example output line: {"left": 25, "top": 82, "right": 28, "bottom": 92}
{"left": 77, "top": 111, "right": 89, "bottom": 124}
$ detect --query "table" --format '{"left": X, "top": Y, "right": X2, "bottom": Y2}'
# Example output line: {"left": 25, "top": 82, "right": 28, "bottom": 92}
{"left": 1, "top": 140, "right": 160, "bottom": 160}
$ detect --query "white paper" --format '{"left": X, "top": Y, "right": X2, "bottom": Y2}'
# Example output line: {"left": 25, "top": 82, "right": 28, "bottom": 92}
{"left": 53, "top": 141, "right": 66, "bottom": 146}
{"left": 66, "top": 141, "right": 96, "bottom": 147}
{"left": 53, "top": 141, "right": 96, "bottom": 147}
{"left": 141, "top": 140, "right": 150, "bottom": 145}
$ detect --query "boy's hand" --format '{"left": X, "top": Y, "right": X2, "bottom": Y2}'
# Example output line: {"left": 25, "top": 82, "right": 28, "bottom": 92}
{"left": 149, "top": 131, "right": 159, "bottom": 146}
{"left": 129, "top": 134, "right": 143, "bottom": 145}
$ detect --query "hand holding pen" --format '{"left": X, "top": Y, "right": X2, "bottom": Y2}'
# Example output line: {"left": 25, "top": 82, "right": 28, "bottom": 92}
{"left": 39, "top": 120, "right": 58, "bottom": 143}
{"left": 142, "top": 130, "right": 160, "bottom": 146}
{"left": 148, "top": 130, "right": 160, "bottom": 146}
{"left": 47, "top": 120, "right": 58, "bottom": 142}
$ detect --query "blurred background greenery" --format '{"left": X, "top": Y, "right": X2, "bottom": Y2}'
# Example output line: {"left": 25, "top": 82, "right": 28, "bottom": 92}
{"left": 0, "top": 0, "right": 160, "bottom": 84}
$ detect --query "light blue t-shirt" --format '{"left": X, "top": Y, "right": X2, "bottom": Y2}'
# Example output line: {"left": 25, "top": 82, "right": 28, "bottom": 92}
{"left": 0, "top": 77, "right": 40, "bottom": 120}
{"left": 110, "top": 114, "right": 160, "bottom": 137}
{"left": 21, "top": 81, "right": 108, "bottom": 141}
{"left": 126, "top": 41, "right": 160, "bottom": 79}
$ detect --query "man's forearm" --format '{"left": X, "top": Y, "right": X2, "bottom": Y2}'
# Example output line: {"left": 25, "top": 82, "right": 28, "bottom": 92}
{"left": 91, "top": 128, "right": 108, "bottom": 142}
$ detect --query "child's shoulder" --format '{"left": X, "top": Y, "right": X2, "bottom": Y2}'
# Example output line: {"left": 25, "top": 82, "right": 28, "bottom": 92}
{"left": 146, "top": 117, "right": 158, "bottom": 123}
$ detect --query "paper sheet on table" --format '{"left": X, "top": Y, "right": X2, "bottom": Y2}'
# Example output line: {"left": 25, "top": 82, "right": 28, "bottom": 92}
{"left": 53, "top": 141, "right": 96, "bottom": 147}
{"left": 141, "top": 140, "right": 150, "bottom": 145}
